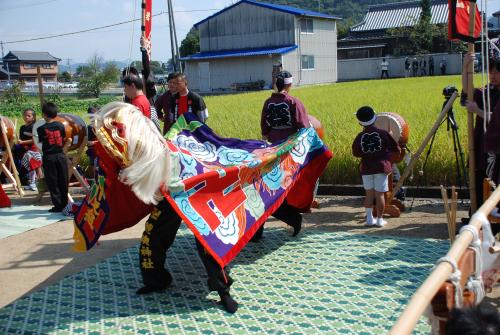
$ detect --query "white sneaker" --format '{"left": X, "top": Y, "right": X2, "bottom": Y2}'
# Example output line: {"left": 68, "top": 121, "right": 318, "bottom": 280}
{"left": 375, "top": 219, "right": 387, "bottom": 227}
{"left": 23, "top": 184, "right": 38, "bottom": 191}
{"left": 366, "top": 215, "right": 375, "bottom": 226}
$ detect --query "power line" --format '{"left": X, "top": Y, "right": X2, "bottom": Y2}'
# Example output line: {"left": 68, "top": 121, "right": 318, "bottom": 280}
{"left": 0, "top": 0, "right": 58, "bottom": 12}
{"left": 2, "top": 8, "right": 220, "bottom": 45}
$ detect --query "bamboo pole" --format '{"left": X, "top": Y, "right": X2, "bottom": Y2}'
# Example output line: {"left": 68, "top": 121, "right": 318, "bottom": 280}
{"left": 466, "top": 2, "right": 477, "bottom": 212}
{"left": 0, "top": 117, "right": 24, "bottom": 197}
{"left": 389, "top": 186, "right": 500, "bottom": 335}
{"left": 440, "top": 185, "right": 452, "bottom": 243}
{"left": 450, "top": 186, "right": 458, "bottom": 243}
{"left": 390, "top": 92, "right": 458, "bottom": 201}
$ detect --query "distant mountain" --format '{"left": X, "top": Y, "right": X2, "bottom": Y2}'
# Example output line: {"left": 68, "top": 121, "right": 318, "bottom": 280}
{"left": 58, "top": 60, "right": 131, "bottom": 73}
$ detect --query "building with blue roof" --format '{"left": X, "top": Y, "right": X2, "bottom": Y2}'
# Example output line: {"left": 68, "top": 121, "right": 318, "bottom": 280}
{"left": 182, "top": 0, "right": 341, "bottom": 92}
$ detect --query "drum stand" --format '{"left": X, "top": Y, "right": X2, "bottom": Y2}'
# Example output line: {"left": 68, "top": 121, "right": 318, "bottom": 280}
{"left": 0, "top": 118, "right": 24, "bottom": 197}
{"left": 36, "top": 137, "right": 90, "bottom": 203}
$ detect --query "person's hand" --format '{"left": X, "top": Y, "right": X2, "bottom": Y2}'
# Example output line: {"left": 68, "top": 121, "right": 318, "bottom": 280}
{"left": 465, "top": 100, "right": 482, "bottom": 116}
{"left": 140, "top": 36, "right": 146, "bottom": 49}
{"left": 463, "top": 53, "right": 475, "bottom": 67}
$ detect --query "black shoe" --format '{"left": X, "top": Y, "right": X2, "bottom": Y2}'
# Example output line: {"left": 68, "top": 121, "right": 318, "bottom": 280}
{"left": 292, "top": 216, "right": 302, "bottom": 237}
{"left": 218, "top": 291, "right": 238, "bottom": 313}
{"left": 250, "top": 226, "right": 264, "bottom": 242}
{"left": 136, "top": 286, "right": 167, "bottom": 295}
{"left": 48, "top": 207, "right": 62, "bottom": 213}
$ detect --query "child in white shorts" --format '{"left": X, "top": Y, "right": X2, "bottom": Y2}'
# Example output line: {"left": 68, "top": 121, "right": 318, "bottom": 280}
{"left": 352, "top": 106, "right": 400, "bottom": 227}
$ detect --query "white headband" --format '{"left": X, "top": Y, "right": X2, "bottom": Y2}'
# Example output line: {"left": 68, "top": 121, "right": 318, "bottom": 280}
{"left": 284, "top": 77, "right": 293, "bottom": 85}
{"left": 359, "top": 115, "right": 377, "bottom": 126}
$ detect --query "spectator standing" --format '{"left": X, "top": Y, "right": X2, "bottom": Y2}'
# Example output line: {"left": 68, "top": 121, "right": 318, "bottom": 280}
{"left": 404, "top": 57, "right": 411, "bottom": 78}
{"left": 412, "top": 57, "right": 419, "bottom": 77}
{"left": 420, "top": 57, "right": 427, "bottom": 76}
{"left": 154, "top": 73, "right": 177, "bottom": 135}
{"left": 440, "top": 57, "right": 447, "bottom": 75}
{"left": 122, "top": 74, "right": 151, "bottom": 119}
{"left": 380, "top": 58, "right": 389, "bottom": 79}
{"left": 168, "top": 73, "right": 208, "bottom": 123}
{"left": 429, "top": 56, "right": 435, "bottom": 76}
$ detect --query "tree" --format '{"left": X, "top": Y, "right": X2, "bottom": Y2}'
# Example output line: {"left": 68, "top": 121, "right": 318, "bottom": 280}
{"left": 127, "top": 60, "right": 164, "bottom": 75}
{"left": 77, "top": 53, "right": 120, "bottom": 98}
{"left": 180, "top": 27, "right": 200, "bottom": 57}
{"left": 60, "top": 71, "right": 72, "bottom": 82}
{"left": 1, "top": 81, "right": 26, "bottom": 104}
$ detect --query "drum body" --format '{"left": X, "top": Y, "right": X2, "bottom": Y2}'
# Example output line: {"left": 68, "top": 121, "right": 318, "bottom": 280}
{"left": 374, "top": 112, "right": 409, "bottom": 163}
{"left": 33, "top": 114, "right": 87, "bottom": 151}
{"left": 308, "top": 115, "right": 325, "bottom": 140}
{"left": 0, "top": 117, "right": 14, "bottom": 148}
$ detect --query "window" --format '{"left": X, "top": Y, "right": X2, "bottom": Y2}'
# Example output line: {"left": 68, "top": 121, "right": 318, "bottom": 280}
{"left": 300, "top": 18, "right": 314, "bottom": 34}
{"left": 24, "top": 63, "right": 36, "bottom": 69}
{"left": 301, "top": 55, "right": 315, "bottom": 70}
{"left": 42, "top": 64, "right": 52, "bottom": 69}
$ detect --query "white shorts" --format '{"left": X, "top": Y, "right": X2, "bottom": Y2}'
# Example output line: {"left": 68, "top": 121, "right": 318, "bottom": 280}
{"left": 362, "top": 173, "right": 389, "bottom": 193}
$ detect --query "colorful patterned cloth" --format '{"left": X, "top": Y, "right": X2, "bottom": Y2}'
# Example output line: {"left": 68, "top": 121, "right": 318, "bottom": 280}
{"left": 74, "top": 113, "right": 332, "bottom": 267}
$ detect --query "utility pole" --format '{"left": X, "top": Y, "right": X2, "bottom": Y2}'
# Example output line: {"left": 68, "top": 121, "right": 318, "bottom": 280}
{"left": 63, "top": 58, "right": 73, "bottom": 72}
{"left": 0, "top": 41, "right": 11, "bottom": 83}
{"left": 167, "top": 0, "right": 181, "bottom": 72}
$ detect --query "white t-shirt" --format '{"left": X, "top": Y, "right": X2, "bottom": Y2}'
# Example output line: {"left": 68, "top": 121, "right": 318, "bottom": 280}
{"left": 381, "top": 61, "right": 389, "bottom": 71}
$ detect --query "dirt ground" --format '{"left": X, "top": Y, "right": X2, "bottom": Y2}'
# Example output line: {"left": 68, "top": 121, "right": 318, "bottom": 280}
{"left": 0, "top": 189, "right": 498, "bottom": 313}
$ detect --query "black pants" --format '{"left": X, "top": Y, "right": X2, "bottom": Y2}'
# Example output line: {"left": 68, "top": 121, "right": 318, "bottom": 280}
{"left": 139, "top": 199, "right": 232, "bottom": 292}
{"left": 42, "top": 152, "right": 68, "bottom": 209}
{"left": 380, "top": 70, "right": 389, "bottom": 79}
{"left": 253, "top": 200, "right": 302, "bottom": 240}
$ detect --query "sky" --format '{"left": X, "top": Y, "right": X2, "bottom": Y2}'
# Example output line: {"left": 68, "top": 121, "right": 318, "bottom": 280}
{"left": 0, "top": 0, "right": 500, "bottom": 65}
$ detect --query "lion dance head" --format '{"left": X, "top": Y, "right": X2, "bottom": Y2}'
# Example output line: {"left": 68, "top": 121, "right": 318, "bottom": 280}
{"left": 93, "top": 102, "right": 170, "bottom": 204}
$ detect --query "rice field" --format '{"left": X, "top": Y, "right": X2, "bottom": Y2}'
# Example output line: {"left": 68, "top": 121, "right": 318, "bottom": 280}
{"left": 5, "top": 75, "right": 475, "bottom": 186}
{"left": 204, "top": 75, "right": 471, "bottom": 186}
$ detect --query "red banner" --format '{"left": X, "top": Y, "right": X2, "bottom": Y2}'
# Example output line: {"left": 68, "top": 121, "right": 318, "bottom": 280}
{"left": 448, "top": 0, "right": 482, "bottom": 42}
{"left": 142, "top": 0, "right": 152, "bottom": 60}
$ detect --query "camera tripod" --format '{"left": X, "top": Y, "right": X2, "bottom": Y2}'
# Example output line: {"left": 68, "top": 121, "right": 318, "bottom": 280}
{"left": 390, "top": 90, "right": 462, "bottom": 204}
{"left": 420, "top": 92, "right": 468, "bottom": 190}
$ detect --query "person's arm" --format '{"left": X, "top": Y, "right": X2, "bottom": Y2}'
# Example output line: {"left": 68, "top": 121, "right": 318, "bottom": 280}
{"left": 261, "top": 102, "right": 270, "bottom": 141}
{"left": 387, "top": 132, "right": 401, "bottom": 156}
{"left": 294, "top": 99, "right": 310, "bottom": 129}
{"left": 154, "top": 94, "right": 164, "bottom": 120}
{"left": 352, "top": 134, "right": 362, "bottom": 157}
{"left": 140, "top": 36, "right": 157, "bottom": 100}
{"left": 197, "top": 95, "right": 208, "bottom": 122}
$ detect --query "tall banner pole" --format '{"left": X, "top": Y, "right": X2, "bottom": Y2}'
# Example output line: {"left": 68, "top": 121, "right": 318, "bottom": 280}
{"left": 466, "top": 1, "right": 477, "bottom": 212}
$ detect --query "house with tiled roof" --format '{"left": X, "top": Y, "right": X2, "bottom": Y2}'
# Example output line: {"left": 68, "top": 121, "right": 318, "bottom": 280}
{"left": 338, "top": 0, "right": 448, "bottom": 59}
{"left": 0, "top": 51, "right": 60, "bottom": 82}
{"left": 182, "top": 0, "right": 341, "bottom": 92}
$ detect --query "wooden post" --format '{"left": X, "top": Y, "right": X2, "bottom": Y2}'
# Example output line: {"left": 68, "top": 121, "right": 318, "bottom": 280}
{"left": 390, "top": 92, "right": 458, "bottom": 202}
{"left": 466, "top": 2, "right": 477, "bottom": 212}
{"left": 37, "top": 66, "right": 44, "bottom": 107}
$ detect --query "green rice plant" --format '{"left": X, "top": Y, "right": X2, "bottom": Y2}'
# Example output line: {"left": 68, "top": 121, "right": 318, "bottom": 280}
{"left": 206, "top": 75, "right": 473, "bottom": 186}
{"left": 3, "top": 76, "right": 478, "bottom": 186}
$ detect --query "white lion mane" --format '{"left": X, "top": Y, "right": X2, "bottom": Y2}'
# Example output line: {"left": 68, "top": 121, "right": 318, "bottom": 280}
{"left": 94, "top": 101, "right": 170, "bottom": 205}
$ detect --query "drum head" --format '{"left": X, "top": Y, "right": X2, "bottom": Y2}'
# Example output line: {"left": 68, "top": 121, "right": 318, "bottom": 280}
{"left": 0, "top": 116, "right": 14, "bottom": 148}
{"left": 374, "top": 113, "right": 403, "bottom": 143}
{"left": 32, "top": 119, "right": 46, "bottom": 151}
